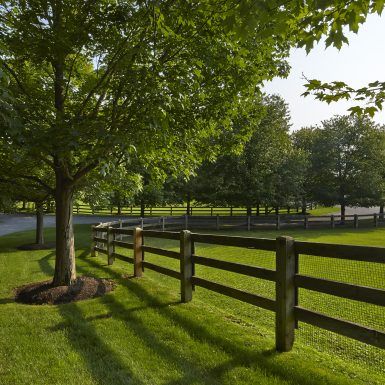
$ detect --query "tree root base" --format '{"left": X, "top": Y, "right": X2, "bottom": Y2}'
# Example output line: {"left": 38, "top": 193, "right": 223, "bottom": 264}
{"left": 15, "top": 276, "right": 116, "bottom": 305}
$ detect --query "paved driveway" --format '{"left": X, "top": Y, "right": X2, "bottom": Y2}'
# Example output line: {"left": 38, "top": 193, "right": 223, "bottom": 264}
{"left": 0, "top": 214, "right": 128, "bottom": 237}
{"left": 0, "top": 207, "right": 381, "bottom": 237}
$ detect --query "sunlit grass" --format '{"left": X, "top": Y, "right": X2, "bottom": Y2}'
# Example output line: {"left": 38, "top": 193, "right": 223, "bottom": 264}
{"left": 0, "top": 225, "right": 384, "bottom": 384}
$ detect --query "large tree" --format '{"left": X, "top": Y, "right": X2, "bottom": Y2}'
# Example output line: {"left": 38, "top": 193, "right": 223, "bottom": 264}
{"left": 1, "top": 1, "right": 380, "bottom": 286}
{"left": 308, "top": 115, "right": 385, "bottom": 219}
{"left": 0, "top": 1, "right": 293, "bottom": 285}
{"left": 183, "top": 95, "right": 297, "bottom": 214}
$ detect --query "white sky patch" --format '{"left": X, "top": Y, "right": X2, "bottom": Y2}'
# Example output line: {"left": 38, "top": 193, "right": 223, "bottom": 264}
{"left": 264, "top": 13, "right": 385, "bottom": 131}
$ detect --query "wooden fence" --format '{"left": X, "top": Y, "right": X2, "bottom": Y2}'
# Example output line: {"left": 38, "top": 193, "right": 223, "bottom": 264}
{"left": 91, "top": 220, "right": 385, "bottom": 353}
{"left": 89, "top": 213, "right": 385, "bottom": 232}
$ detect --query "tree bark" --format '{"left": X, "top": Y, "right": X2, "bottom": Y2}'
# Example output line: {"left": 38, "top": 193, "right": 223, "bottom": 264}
{"left": 246, "top": 205, "right": 252, "bottom": 216}
{"left": 186, "top": 192, "right": 191, "bottom": 216}
{"left": 301, "top": 198, "right": 307, "bottom": 215}
{"left": 53, "top": 174, "right": 76, "bottom": 286}
{"left": 35, "top": 203, "right": 44, "bottom": 245}
{"left": 140, "top": 199, "right": 145, "bottom": 217}
{"left": 341, "top": 203, "right": 346, "bottom": 223}
{"left": 256, "top": 203, "right": 260, "bottom": 216}
{"left": 380, "top": 204, "right": 384, "bottom": 221}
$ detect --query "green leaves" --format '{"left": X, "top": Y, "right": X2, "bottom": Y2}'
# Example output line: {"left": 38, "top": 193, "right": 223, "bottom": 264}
{"left": 303, "top": 77, "right": 385, "bottom": 117}
{"left": 299, "top": 115, "right": 385, "bottom": 207}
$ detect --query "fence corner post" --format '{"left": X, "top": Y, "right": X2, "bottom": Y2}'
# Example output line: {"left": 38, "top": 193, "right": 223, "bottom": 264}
{"left": 107, "top": 226, "right": 114, "bottom": 265}
{"left": 180, "top": 230, "right": 193, "bottom": 303}
{"left": 276, "top": 236, "right": 296, "bottom": 352}
{"left": 133, "top": 227, "right": 143, "bottom": 277}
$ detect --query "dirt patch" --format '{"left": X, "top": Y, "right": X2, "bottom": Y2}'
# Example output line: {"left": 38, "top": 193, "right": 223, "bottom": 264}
{"left": 15, "top": 276, "right": 116, "bottom": 305}
{"left": 17, "top": 243, "right": 55, "bottom": 251}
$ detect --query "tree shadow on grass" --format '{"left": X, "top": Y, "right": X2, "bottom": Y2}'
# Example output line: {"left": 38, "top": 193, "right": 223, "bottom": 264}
{"left": 38, "top": 251, "right": 55, "bottom": 275}
{"left": 71, "top": 252, "right": 353, "bottom": 385}
{"left": 55, "top": 302, "right": 147, "bottom": 385}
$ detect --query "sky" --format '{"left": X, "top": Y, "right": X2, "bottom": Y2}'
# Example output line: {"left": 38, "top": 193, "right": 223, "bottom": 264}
{"left": 264, "top": 13, "right": 385, "bottom": 132}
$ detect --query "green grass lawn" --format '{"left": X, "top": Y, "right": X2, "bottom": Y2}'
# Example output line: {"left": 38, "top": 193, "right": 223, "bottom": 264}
{"left": 0, "top": 225, "right": 384, "bottom": 385}
{"left": 308, "top": 206, "right": 338, "bottom": 216}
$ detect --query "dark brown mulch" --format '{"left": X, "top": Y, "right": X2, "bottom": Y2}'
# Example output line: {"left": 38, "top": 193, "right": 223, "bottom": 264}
{"left": 15, "top": 276, "right": 116, "bottom": 305}
{"left": 17, "top": 242, "right": 55, "bottom": 251}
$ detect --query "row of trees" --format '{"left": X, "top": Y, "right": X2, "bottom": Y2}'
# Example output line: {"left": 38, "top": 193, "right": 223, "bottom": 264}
{"left": 85, "top": 98, "right": 385, "bottom": 220}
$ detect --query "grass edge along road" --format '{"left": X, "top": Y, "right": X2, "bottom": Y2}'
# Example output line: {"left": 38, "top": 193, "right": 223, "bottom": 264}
{"left": 0, "top": 225, "right": 384, "bottom": 385}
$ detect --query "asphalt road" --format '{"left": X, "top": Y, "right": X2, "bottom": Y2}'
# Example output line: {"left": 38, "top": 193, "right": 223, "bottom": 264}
{"left": 0, "top": 207, "right": 381, "bottom": 237}
{"left": 0, "top": 213, "right": 127, "bottom": 236}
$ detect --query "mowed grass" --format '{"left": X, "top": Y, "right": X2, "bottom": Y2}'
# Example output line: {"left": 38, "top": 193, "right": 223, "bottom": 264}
{"left": 0, "top": 225, "right": 385, "bottom": 385}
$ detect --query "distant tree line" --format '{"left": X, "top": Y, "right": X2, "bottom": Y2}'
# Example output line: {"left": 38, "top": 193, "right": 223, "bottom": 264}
{"left": 75, "top": 96, "right": 385, "bottom": 218}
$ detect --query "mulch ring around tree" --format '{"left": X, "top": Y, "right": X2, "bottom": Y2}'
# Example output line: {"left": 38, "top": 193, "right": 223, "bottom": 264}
{"left": 15, "top": 276, "right": 116, "bottom": 305}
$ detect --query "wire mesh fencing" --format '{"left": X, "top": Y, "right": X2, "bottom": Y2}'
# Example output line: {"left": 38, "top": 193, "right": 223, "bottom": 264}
{"left": 296, "top": 253, "right": 385, "bottom": 374}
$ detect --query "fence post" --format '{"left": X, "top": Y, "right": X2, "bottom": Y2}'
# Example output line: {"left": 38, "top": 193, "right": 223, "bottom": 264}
{"left": 276, "top": 214, "right": 280, "bottom": 230}
{"left": 304, "top": 216, "right": 308, "bottom": 229}
{"left": 247, "top": 215, "right": 251, "bottom": 231}
{"left": 276, "top": 236, "right": 296, "bottom": 352}
{"left": 216, "top": 214, "right": 220, "bottom": 231}
{"left": 180, "top": 230, "right": 193, "bottom": 303}
{"left": 107, "top": 226, "right": 114, "bottom": 265}
{"left": 354, "top": 214, "right": 358, "bottom": 229}
{"left": 119, "top": 220, "right": 123, "bottom": 240}
{"left": 330, "top": 214, "right": 335, "bottom": 229}
{"left": 91, "top": 226, "right": 96, "bottom": 257}
{"left": 374, "top": 213, "right": 378, "bottom": 227}
{"left": 133, "top": 227, "right": 143, "bottom": 278}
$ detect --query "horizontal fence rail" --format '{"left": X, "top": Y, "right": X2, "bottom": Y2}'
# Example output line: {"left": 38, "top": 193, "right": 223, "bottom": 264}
{"left": 88, "top": 213, "right": 385, "bottom": 233}
{"left": 91, "top": 220, "right": 385, "bottom": 358}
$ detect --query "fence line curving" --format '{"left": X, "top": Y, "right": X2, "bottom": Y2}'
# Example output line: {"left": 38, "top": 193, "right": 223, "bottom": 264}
{"left": 91, "top": 218, "right": 385, "bottom": 365}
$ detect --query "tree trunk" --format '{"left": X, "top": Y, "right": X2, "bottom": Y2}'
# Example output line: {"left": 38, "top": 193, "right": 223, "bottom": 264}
{"left": 117, "top": 204, "right": 122, "bottom": 215}
{"left": 301, "top": 198, "right": 307, "bottom": 215}
{"left": 22, "top": 200, "right": 26, "bottom": 210}
{"left": 256, "top": 203, "right": 260, "bottom": 216}
{"left": 140, "top": 199, "right": 145, "bottom": 217}
{"left": 246, "top": 205, "right": 252, "bottom": 216}
{"left": 275, "top": 206, "right": 279, "bottom": 215}
{"left": 380, "top": 204, "right": 384, "bottom": 221}
{"left": 53, "top": 176, "right": 76, "bottom": 286}
{"left": 341, "top": 203, "right": 346, "bottom": 223}
{"left": 186, "top": 192, "right": 191, "bottom": 216}
{"left": 35, "top": 203, "right": 44, "bottom": 245}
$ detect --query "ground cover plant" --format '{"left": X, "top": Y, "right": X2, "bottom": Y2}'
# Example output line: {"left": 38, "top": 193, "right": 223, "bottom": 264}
{"left": 0, "top": 225, "right": 384, "bottom": 385}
